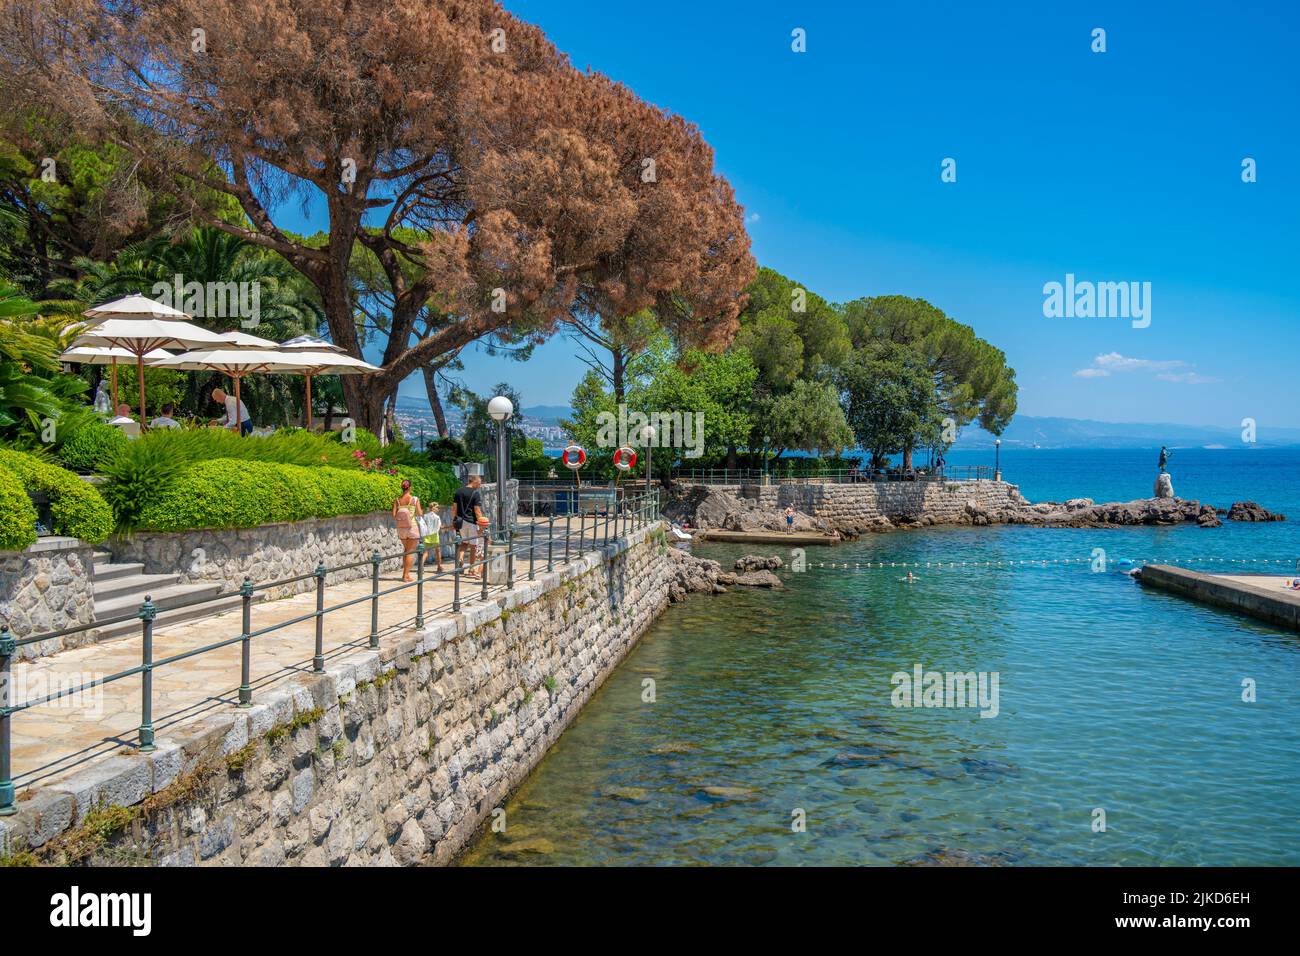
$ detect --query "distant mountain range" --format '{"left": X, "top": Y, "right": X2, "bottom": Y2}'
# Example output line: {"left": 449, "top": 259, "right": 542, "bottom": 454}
{"left": 396, "top": 396, "right": 1299, "bottom": 449}
{"left": 954, "top": 416, "right": 1300, "bottom": 449}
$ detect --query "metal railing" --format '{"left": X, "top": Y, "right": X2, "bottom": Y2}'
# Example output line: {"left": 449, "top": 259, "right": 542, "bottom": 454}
{"left": 0, "top": 489, "right": 664, "bottom": 815}
{"left": 666, "top": 465, "right": 997, "bottom": 485}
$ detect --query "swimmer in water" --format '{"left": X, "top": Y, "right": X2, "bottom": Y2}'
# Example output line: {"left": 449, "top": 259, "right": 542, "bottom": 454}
{"left": 902, "top": 571, "right": 918, "bottom": 583}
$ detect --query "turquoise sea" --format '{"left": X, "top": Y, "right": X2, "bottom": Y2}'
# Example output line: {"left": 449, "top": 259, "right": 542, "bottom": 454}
{"left": 462, "top": 448, "right": 1300, "bottom": 866}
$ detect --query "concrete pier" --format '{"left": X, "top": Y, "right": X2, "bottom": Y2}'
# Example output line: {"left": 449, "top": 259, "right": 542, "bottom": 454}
{"left": 1138, "top": 565, "right": 1300, "bottom": 632}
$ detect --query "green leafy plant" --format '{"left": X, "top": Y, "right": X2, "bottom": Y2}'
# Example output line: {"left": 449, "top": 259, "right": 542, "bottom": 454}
{"left": 134, "top": 459, "right": 400, "bottom": 532}
{"left": 0, "top": 447, "right": 113, "bottom": 543}
{"left": 57, "top": 420, "right": 128, "bottom": 473}
{"left": 0, "top": 462, "right": 37, "bottom": 550}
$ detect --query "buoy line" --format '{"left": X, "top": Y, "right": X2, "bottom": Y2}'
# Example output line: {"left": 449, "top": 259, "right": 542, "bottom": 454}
{"left": 807, "top": 556, "right": 1296, "bottom": 571}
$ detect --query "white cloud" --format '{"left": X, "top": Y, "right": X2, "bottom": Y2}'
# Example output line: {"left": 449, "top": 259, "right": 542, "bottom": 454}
{"left": 746, "top": 212, "right": 760, "bottom": 224}
{"left": 1074, "top": 352, "right": 1212, "bottom": 384}
{"left": 1092, "top": 352, "right": 1186, "bottom": 373}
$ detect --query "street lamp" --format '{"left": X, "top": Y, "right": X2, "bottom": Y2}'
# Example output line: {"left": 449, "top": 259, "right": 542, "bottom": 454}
{"left": 994, "top": 438, "right": 1001, "bottom": 482}
{"left": 639, "top": 424, "right": 657, "bottom": 494}
{"left": 763, "top": 434, "right": 771, "bottom": 484}
{"left": 488, "top": 395, "right": 514, "bottom": 533}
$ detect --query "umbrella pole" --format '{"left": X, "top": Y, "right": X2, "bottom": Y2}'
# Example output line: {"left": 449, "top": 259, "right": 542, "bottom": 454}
{"left": 136, "top": 355, "right": 146, "bottom": 428}
{"left": 234, "top": 375, "right": 243, "bottom": 435}
{"left": 110, "top": 357, "right": 118, "bottom": 409}
{"left": 305, "top": 373, "right": 313, "bottom": 431}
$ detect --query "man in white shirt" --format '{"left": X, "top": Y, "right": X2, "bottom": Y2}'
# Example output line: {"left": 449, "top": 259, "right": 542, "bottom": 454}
{"left": 108, "top": 403, "right": 141, "bottom": 439}
{"left": 149, "top": 403, "right": 182, "bottom": 430}
{"left": 210, "top": 387, "right": 252, "bottom": 435}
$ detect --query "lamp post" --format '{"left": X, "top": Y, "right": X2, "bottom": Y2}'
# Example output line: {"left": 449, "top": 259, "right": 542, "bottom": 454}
{"left": 994, "top": 438, "right": 1001, "bottom": 482}
{"left": 763, "top": 434, "right": 771, "bottom": 484}
{"left": 640, "top": 424, "right": 657, "bottom": 495}
{"left": 488, "top": 396, "right": 514, "bottom": 535}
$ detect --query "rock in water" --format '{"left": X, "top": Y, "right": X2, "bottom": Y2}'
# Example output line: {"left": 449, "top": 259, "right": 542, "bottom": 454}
{"left": 734, "top": 554, "right": 784, "bottom": 572}
{"left": 1153, "top": 472, "right": 1175, "bottom": 499}
{"left": 1226, "top": 500, "right": 1286, "bottom": 522}
{"left": 1196, "top": 505, "right": 1222, "bottom": 528}
{"left": 715, "top": 569, "right": 783, "bottom": 589}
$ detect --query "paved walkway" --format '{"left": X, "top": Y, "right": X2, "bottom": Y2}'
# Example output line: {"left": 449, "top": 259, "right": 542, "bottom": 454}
{"left": 8, "top": 565, "right": 508, "bottom": 792}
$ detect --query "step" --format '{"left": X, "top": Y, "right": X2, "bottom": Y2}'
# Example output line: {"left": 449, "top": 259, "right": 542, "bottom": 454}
{"left": 91, "top": 570, "right": 184, "bottom": 603}
{"left": 91, "top": 591, "right": 249, "bottom": 643}
{"left": 91, "top": 559, "right": 148, "bottom": 583}
{"left": 93, "top": 580, "right": 227, "bottom": 623}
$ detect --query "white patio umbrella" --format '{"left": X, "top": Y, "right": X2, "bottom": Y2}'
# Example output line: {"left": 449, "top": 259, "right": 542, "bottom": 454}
{"left": 276, "top": 350, "right": 380, "bottom": 430}
{"left": 278, "top": 334, "right": 345, "bottom": 353}
{"left": 150, "top": 349, "right": 315, "bottom": 430}
{"left": 71, "top": 295, "right": 228, "bottom": 425}
{"left": 213, "top": 329, "right": 281, "bottom": 349}
{"left": 57, "top": 345, "right": 173, "bottom": 409}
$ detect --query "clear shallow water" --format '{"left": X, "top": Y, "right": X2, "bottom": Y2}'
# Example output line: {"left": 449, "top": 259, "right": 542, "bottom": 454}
{"left": 462, "top": 450, "right": 1300, "bottom": 866}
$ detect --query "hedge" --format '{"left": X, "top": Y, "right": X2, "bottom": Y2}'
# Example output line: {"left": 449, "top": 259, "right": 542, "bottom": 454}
{"left": 135, "top": 459, "right": 403, "bottom": 532}
{"left": 58, "top": 421, "right": 128, "bottom": 473}
{"left": 0, "top": 464, "right": 38, "bottom": 551}
{"left": 0, "top": 448, "right": 114, "bottom": 544}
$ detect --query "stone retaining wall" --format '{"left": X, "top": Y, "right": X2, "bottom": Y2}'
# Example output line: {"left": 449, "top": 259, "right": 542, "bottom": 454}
{"left": 0, "top": 520, "right": 672, "bottom": 866}
{"left": 107, "top": 512, "right": 405, "bottom": 600}
{"left": 698, "top": 479, "right": 1026, "bottom": 532}
{"left": 106, "top": 481, "right": 518, "bottom": 601}
{"left": 0, "top": 537, "right": 96, "bottom": 660}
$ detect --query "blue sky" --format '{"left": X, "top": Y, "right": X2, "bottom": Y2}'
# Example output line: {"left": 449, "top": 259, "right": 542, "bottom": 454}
{"left": 283, "top": 0, "right": 1300, "bottom": 427}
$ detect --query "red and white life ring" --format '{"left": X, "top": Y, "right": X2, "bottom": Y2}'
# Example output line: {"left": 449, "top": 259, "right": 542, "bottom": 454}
{"left": 613, "top": 446, "right": 637, "bottom": 471}
{"left": 562, "top": 444, "right": 586, "bottom": 470}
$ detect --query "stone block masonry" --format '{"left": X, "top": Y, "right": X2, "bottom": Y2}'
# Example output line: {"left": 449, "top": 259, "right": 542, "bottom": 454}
{"left": 701, "top": 480, "right": 1027, "bottom": 533}
{"left": 107, "top": 480, "right": 519, "bottom": 600}
{"left": 0, "top": 520, "right": 674, "bottom": 866}
{"left": 0, "top": 537, "right": 96, "bottom": 659}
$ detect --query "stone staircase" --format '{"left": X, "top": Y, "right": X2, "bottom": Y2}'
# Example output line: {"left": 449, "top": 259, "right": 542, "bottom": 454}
{"left": 91, "top": 551, "right": 247, "bottom": 642}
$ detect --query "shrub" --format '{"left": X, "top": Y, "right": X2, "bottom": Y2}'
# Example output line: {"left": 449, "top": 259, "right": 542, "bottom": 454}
{"left": 423, "top": 436, "right": 467, "bottom": 465}
{"left": 0, "top": 464, "right": 37, "bottom": 551}
{"left": 0, "top": 448, "right": 114, "bottom": 543}
{"left": 58, "top": 421, "right": 128, "bottom": 473}
{"left": 98, "top": 427, "right": 365, "bottom": 529}
{"left": 135, "top": 459, "right": 401, "bottom": 532}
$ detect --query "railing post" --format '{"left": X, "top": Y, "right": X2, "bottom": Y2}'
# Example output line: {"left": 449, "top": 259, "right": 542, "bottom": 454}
{"left": 564, "top": 511, "right": 572, "bottom": 564}
{"left": 451, "top": 535, "right": 462, "bottom": 611}
{"left": 138, "top": 596, "right": 157, "bottom": 752}
{"left": 547, "top": 515, "right": 555, "bottom": 572}
{"left": 506, "top": 528, "right": 515, "bottom": 589}
{"left": 238, "top": 577, "right": 253, "bottom": 708}
{"left": 0, "top": 625, "right": 15, "bottom": 815}
{"left": 414, "top": 541, "right": 425, "bottom": 629}
{"left": 529, "top": 519, "right": 536, "bottom": 580}
{"left": 603, "top": 502, "right": 610, "bottom": 548}
{"left": 313, "top": 563, "right": 327, "bottom": 672}
{"left": 370, "top": 550, "right": 381, "bottom": 648}
{"left": 480, "top": 536, "right": 489, "bottom": 602}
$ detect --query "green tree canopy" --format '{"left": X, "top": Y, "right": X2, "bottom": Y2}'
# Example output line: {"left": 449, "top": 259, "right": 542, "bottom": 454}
{"left": 841, "top": 295, "right": 1017, "bottom": 438}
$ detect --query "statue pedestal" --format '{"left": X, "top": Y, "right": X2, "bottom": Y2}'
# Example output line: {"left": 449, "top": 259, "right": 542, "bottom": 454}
{"left": 1153, "top": 472, "right": 1175, "bottom": 499}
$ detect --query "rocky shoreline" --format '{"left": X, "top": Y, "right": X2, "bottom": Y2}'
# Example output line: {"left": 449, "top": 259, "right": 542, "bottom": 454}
{"left": 663, "top": 484, "right": 1285, "bottom": 537}
{"left": 665, "top": 549, "right": 784, "bottom": 602}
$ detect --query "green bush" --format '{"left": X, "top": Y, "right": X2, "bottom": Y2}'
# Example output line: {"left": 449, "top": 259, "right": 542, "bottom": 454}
{"left": 98, "top": 426, "right": 368, "bottom": 529}
{"left": 58, "top": 421, "right": 128, "bottom": 473}
{"left": 0, "top": 464, "right": 37, "bottom": 551}
{"left": 424, "top": 437, "right": 467, "bottom": 465}
{"left": 0, "top": 448, "right": 114, "bottom": 544}
{"left": 135, "top": 459, "right": 401, "bottom": 532}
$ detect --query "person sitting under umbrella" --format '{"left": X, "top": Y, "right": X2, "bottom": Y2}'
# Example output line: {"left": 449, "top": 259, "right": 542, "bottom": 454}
{"left": 108, "top": 403, "right": 141, "bottom": 439}
{"left": 210, "top": 387, "right": 252, "bottom": 435}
